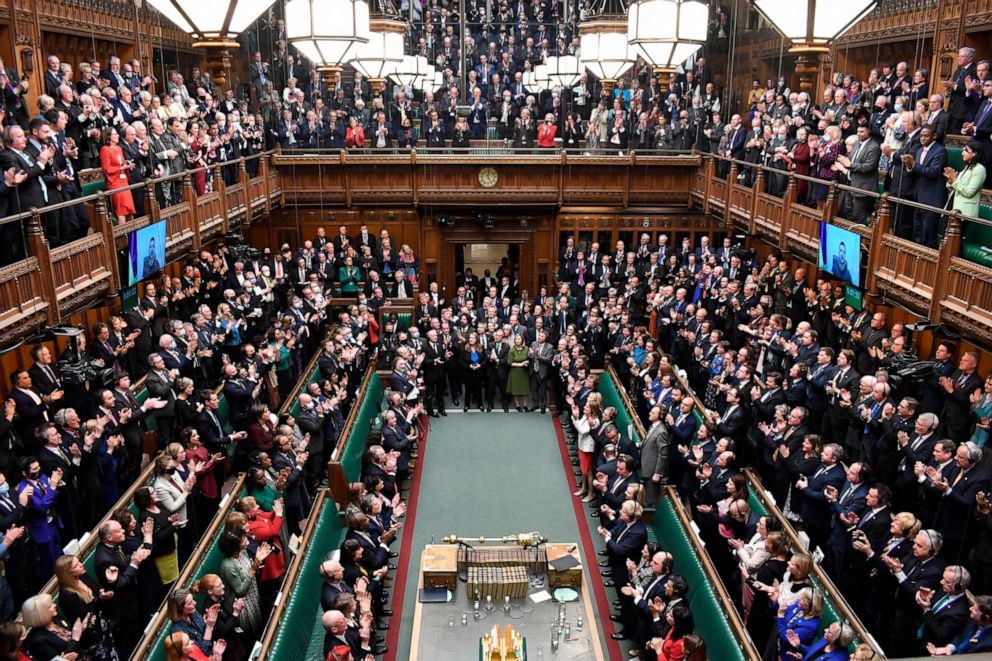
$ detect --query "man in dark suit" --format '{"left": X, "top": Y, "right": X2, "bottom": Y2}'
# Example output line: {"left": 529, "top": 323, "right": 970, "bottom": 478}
{"left": 422, "top": 329, "right": 448, "bottom": 417}
{"left": 967, "top": 79, "right": 992, "bottom": 169}
{"left": 917, "top": 565, "right": 973, "bottom": 654}
{"left": 939, "top": 351, "right": 984, "bottom": 443}
{"left": 924, "top": 94, "right": 950, "bottom": 143}
{"left": 296, "top": 393, "right": 328, "bottom": 488}
{"left": 930, "top": 441, "right": 989, "bottom": 563}
{"left": 797, "top": 443, "right": 848, "bottom": 553}
{"left": 888, "top": 528, "right": 946, "bottom": 656}
{"left": 888, "top": 112, "right": 922, "bottom": 239}
{"left": 144, "top": 353, "right": 178, "bottom": 450}
{"left": 906, "top": 126, "right": 947, "bottom": 248}
{"left": 94, "top": 519, "right": 152, "bottom": 658}
{"left": 598, "top": 500, "right": 648, "bottom": 598}
{"left": 823, "top": 461, "right": 870, "bottom": 577}
{"left": 709, "top": 387, "right": 746, "bottom": 439}
{"left": 946, "top": 47, "right": 978, "bottom": 134}
{"left": 894, "top": 413, "right": 940, "bottom": 508}
{"left": 8, "top": 370, "right": 55, "bottom": 449}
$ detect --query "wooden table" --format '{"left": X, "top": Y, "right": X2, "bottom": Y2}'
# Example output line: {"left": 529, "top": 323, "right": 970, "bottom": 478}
{"left": 410, "top": 544, "right": 605, "bottom": 660}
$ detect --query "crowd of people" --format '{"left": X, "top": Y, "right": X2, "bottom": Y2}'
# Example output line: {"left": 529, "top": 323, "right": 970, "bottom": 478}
{"left": 0, "top": 220, "right": 439, "bottom": 659}
{"left": 719, "top": 47, "right": 992, "bottom": 250}
{"left": 546, "top": 230, "right": 992, "bottom": 658}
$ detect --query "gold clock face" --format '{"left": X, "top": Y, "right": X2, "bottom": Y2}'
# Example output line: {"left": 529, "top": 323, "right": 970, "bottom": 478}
{"left": 478, "top": 167, "right": 499, "bottom": 188}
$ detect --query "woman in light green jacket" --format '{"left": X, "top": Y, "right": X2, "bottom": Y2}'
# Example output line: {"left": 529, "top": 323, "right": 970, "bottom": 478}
{"left": 944, "top": 140, "right": 987, "bottom": 217}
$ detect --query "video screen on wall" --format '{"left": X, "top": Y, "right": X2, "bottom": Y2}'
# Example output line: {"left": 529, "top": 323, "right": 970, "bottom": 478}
{"left": 818, "top": 222, "right": 862, "bottom": 289}
{"left": 126, "top": 220, "right": 166, "bottom": 287}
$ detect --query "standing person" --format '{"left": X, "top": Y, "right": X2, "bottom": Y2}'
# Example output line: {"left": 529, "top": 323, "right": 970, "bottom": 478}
{"left": 459, "top": 332, "right": 488, "bottom": 412}
{"left": 16, "top": 457, "right": 62, "bottom": 579}
{"left": 528, "top": 329, "right": 554, "bottom": 414}
{"left": 100, "top": 126, "right": 135, "bottom": 224}
{"left": 506, "top": 333, "right": 531, "bottom": 412}
{"left": 571, "top": 394, "right": 602, "bottom": 502}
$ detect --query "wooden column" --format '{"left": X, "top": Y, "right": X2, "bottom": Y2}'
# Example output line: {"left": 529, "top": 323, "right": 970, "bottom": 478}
{"left": 702, "top": 155, "right": 714, "bottom": 215}
{"left": 779, "top": 173, "right": 797, "bottom": 252}
{"left": 25, "top": 210, "right": 58, "bottom": 324}
{"left": 929, "top": 211, "right": 963, "bottom": 325}
{"left": 91, "top": 193, "right": 121, "bottom": 292}
{"left": 725, "top": 162, "right": 737, "bottom": 226}
{"left": 864, "top": 194, "right": 892, "bottom": 297}
{"left": 750, "top": 168, "right": 764, "bottom": 236}
{"left": 186, "top": 173, "right": 201, "bottom": 251}
{"left": 823, "top": 181, "right": 837, "bottom": 222}
{"left": 239, "top": 158, "right": 251, "bottom": 225}
{"left": 261, "top": 154, "right": 272, "bottom": 215}
{"left": 213, "top": 166, "right": 227, "bottom": 234}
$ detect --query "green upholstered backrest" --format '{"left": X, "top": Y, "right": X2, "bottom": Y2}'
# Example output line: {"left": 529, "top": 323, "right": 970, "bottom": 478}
{"left": 340, "top": 373, "right": 384, "bottom": 483}
{"left": 652, "top": 495, "right": 749, "bottom": 661}
{"left": 963, "top": 204, "right": 992, "bottom": 267}
{"left": 946, "top": 147, "right": 964, "bottom": 172}
{"left": 143, "top": 488, "right": 248, "bottom": 661}
{"left": 395, "top": 312, "right": 413, "bottom": 332}
{"left": 745, "top": 488, "right": 853, "bottom": 651}
{"left": 80, "top": 179, "right": 106, "bottom": 197}
{"left": 596, "top": 373, "right": 641, "bottom": 444}
{"left": 265, "top": 500, "right": 346, "bottom": 659}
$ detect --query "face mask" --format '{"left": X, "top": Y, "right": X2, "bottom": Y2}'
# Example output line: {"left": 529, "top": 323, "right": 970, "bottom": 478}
{"left": 893, "top": 104, "right": 902, "bottom": 113}
{"left": 170, "top": 342, "right": 178, "bottom": 350}
{"left": 0, "top": 483, "right": 9, "bottom": 496}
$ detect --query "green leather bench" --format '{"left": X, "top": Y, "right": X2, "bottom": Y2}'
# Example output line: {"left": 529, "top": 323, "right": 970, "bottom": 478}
{"left": 744, "top": 484, "right": 855, "bottom": 652}
{"left": 965, "top": 204, "right": 992, "bottom": 268}
{"left": 596, "top": 371, "right": 642, "bottom": 445}
{"left": 340, "top": 372, "right": 384, "bottom": 484}
{"left": 142, "top": 483, "right": 248, "bottom": 661}
{"left": 261, "top": 496, "right": 346, "bottom": 660}
{"left": 653, "top": 494, "right": 753, "bottom": 661}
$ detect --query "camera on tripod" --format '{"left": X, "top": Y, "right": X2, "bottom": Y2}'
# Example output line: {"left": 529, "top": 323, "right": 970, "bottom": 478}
{"left": 47, "top": 326, "right": 116, "bottom": 388}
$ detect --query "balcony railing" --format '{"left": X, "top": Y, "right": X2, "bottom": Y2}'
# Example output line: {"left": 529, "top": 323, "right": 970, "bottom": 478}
{"left": 0, "top": 152, "right": 283, "bottom": 347}
{"left": 690, "top": 153, "right": 992, "bottom": 345}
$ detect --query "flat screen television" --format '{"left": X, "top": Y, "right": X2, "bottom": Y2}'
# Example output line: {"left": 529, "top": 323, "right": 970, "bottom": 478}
{"left": 125, "top": 220, "right": 166, "bottom": 287}
{"left": 818, "top": 221, "right": 862, "bottom": 288}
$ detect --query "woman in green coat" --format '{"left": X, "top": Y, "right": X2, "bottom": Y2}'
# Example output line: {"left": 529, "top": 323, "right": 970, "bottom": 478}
{"left": 217, "top": 529, "right": 271, "bottom": 638}
{"left": 945, "top": 140, "right": 987, "bottom": 217}
{"left": 338, "top": 255, "right": 361, "bottom": 294}
{"left": 506, "top": 333, "right": 531, "bottom": 411}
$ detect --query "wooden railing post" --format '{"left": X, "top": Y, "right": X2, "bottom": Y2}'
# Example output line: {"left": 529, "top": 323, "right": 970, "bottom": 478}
{"left": 929, "top": 211, "right": 963, "bottom": 325}
{"left": 823, "top": 181, "right": 837, "bottom": 222}
{"left": 725, "top": 161, "right": 737, "bottom": 226}
{"left": 26, "top": 210, "right": 59, "bottom": 324}
{"left": 864, "top": 194, "right": 892, "bottom": 297}
{"left": 702, "top": 155, "right": 714, "bottom": 214}
{"left": 750, "top": 168, "right": 763, "bottom": 236}
{"left": 146, "top": 178, "right": 160, "bottom": 223}
{"left": 92, "top": 193, "right": 121, "bottom": 292}
{"left": 186, "top": 173, "right": 201, "bottom": 251}
{"left": 239, "top": 158, "right": 251, "bottom": 224}
{"left": 261, "top": 154, "right": 272, "bottom": 214}
{"left": 213, "top": 166, "right": 227, "bottom": 234}
{"left": 779, "top": 174, "right": 797, "bottom": 252}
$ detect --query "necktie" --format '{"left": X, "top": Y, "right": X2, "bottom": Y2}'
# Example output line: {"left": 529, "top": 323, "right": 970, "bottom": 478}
{"left": 211, "top": 411, "right": 222, "bottom": 436}
{"left": 952, "top": 470, "right": 965, "bottom": 487}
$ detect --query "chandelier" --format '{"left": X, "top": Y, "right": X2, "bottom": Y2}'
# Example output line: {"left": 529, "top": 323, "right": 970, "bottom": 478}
{"left": 579, "top": 0, "right": 636, "bottom": 90}
{"left": 350, "top": 0, "right": 406, "bottom": 95}
{"left": 545, "top": 55, "right": 583, "bottom": 89}
{"left": 286, "top": 0, "right": 370, "bottom": 76}
{"left": 627, "top": 0, "right": 708, "bottom": 73}
{"left": 147, "top": 0, "right": 278, "bottom": 44}
{"left": 751, "top": 0, "right": 878, "bottom": 52}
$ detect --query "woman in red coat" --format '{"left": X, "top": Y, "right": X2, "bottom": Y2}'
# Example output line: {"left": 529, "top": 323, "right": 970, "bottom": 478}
{"left": 647, "top": 603, "right": 695, "bottom": 661}
{"left": 538, "top": 113, "right": 558, "bottom": 148}
{"left": 346, "top": 117, "right": 365, "bottom": 149}
{"left": 100, "top": 126, "right": 136, "bottom": 224}
{"left": 237, "top": 495, "right": 286, "bottom": 612}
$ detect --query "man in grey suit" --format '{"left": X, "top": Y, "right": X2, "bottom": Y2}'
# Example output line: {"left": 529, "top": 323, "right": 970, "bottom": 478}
{"left": 838, "top": 120, "right": 882, "bottom": 222}
{"left": 640, "top": 406, "right": 670, "bottom": 507}
{"left": 528, "top": 330, "right": 554, "bottom": 414}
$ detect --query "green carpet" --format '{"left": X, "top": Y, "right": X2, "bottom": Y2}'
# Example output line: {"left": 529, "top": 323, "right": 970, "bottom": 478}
{"left": 393, "top": 411, "right": 608, "bottom": 659}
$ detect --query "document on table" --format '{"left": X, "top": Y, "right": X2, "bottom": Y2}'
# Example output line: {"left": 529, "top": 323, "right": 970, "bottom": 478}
{"left": 529, "top": 590, "right": 552, "bottom": 603}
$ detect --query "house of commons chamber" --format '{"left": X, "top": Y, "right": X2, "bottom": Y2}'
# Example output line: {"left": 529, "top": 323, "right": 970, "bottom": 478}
{"left": 1, "top": 0, "right": 992, "bottom": 659}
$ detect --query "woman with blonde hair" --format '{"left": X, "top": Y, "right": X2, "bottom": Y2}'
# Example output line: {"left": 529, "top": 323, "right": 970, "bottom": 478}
{"left": 571, "top": 392, "right": 602, "bottom": 502}
{"left": 21, "top": 593, "right": 88, "bottom": 661}
{"left": 167, "top": 587, "right": 222, "bottom": 656}
{"left": 162, "top": 631, "right": 225, "bottom": 661}
{"left": 54, "top": 554, "right": 119, "bottom": 659}
{"left": 775, "top": 587, "right": 823, "bottom": 661}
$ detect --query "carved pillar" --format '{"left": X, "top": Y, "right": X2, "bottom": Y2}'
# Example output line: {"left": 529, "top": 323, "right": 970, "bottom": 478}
{"left": 702, "top": 155, "right": 714, "bottom": 215}
{"left": 25, "top": 210, "right": 58, "bottom": 324}
{"left": 92, "top": 192, "right": 121, "bottom": 292}
{"left": 929, "top": 211, "right": 963, "bottom": 324}
{"left": 186, "top": 174, "right": 201, "bottom": 251}
{"left": 823, "top": 181, "right": 837, "bottom": 222}
{"left": 932, "top": 0, "right": 967, "bottom": 104}
{"left": 213, "top": 165, "right": 227, "bottom": 233}
{"left": 725, "top": 162, "right": 737, "bottom": 227}
{"left": 750, "top": 168, "right": 764, "bottom": 236}
{"left": 239, "top": 158, "right": 251, "bottom": 226}
{"left": 864, "top": 194, "right": 892, "bottom": 297}
{"left": 261, "top": 154, "right": 272, "bottom": 215}
{"left": 780, "top": 173, "right": 796, "bottom": 252}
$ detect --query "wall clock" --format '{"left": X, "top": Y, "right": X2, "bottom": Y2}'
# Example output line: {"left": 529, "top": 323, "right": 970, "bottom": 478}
{"left": 478, "top": 167, "right": 499, "bottom": 188}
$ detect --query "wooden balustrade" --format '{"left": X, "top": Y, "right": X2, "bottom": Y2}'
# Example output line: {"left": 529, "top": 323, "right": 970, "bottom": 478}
{"left": 694, "top": 153, "right": 992, "bottom": 343}
{"left": 48, "top": 233, "right": 113, "bottom": 316}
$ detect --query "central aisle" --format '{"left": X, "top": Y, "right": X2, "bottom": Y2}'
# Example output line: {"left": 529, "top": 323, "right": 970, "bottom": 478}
{"left": 387, "top": 411, "right": 609, "bottom": 659}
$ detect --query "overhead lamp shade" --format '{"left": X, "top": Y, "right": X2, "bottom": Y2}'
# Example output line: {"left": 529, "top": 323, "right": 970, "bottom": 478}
{"left": 389, "top": 55, "right": 429, "bottom": 87}
{"left": 148, "top": 0, "right": 278, "bottom": 40}
{"left": 427, "top": 70, "right": 446, "bottom": 93}
{"left": 351, "top": 22, "right": 405, "bottom": 79}
{"left": 286, "top": 0, "right": 370, "bottom": 66}
{"left": 627, "top": 0, "right": 708, "bottom": 69}
{"left": 752, "top": 0, "right": 878, "bottom": 47}
{"left": 546, "top": 55, "right": 582, "bottom": 89}
{"left": 414, "top": 64, "right": 436, "bottom": 91}
{"left": 534, "top": 64, "right": 550, "bottom": 89}
{"left": 522, "top": 69, "right": 539, "bottom": 93}
{"left": 580, "top": 28, "right": 636, "bottom": 81}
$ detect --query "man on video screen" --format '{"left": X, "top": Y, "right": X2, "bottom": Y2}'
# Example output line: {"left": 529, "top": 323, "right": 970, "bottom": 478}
{"left": 831, "top": 241, "right": 853, "bottom": 283}
{"left": 142, "top": 236, "right": 162, "bottom": 278}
